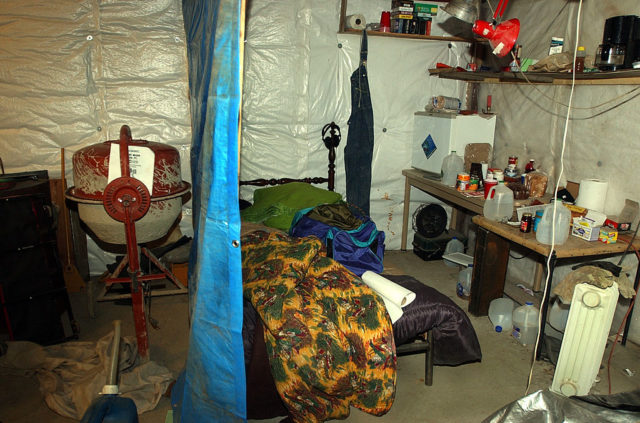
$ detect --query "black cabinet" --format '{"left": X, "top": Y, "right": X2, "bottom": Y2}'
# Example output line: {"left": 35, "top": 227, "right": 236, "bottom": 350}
{"left": 0, "top": 170, "right": 78, "bottom": 345}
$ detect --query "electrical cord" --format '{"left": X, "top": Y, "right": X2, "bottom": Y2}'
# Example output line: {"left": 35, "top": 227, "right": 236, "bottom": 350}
{"left": 525, "top": 0, "right": 582, "bottom": 396}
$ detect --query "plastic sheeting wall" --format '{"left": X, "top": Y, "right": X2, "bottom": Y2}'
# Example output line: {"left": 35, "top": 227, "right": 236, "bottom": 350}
{"left": 241, "top": 0, "right": 469, "bottom": 249}
{"left": 0, "top": 0, "right": 192, "bottom": 273}
{"left": 241, "top": 0, "right": 640, "bottom": 343}
{"left": 478, "top": 0, "right": 640, "bottom": 344}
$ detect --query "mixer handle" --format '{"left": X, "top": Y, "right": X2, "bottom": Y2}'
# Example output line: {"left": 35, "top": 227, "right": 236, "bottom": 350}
{"left": 119, "top": 125, "right": 133, "bottom": 178}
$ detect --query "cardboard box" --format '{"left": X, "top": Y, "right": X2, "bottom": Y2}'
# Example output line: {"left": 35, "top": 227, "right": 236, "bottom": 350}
{"left": 572, "top": 217, "right": 600, "bottom": 241}
{"left": 599, "top": 226, "right": 618, "bottom": 244}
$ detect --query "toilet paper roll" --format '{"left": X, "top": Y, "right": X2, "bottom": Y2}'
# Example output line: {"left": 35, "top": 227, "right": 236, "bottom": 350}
{"left": 576, "top": 179, "right": 608, "bottom": 213}
{"left": 345, "top": 14, "right": 366, "bottom": 30}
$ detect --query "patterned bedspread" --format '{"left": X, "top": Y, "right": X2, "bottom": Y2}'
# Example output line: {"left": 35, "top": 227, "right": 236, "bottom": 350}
{"left": 242, "top": 231, "right": 396, "bottom": 423}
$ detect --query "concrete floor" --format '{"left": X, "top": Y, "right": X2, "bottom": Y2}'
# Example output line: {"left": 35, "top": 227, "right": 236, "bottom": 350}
{"left": 2, "top": 250, "right": 640, "bottom": 422}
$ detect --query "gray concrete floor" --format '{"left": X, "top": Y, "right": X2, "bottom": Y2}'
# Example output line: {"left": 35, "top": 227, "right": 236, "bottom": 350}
{"left": 2, "top": 250, "right": 640, "bottom": 422}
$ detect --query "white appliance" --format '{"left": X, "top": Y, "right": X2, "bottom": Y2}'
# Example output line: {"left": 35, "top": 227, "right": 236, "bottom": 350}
{"left": 411, "top": 112, "right": 496, "bottom": 177}
{"left": 551, "top": 282, "right": 619, "bottom": 397}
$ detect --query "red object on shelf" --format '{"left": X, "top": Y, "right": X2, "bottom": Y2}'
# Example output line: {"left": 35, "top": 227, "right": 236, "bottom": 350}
{"left": 380, "top": 11, "right": 391, "bottom": 32}
{"left": 473, "top": 19, "right": 520, "bottom": 57}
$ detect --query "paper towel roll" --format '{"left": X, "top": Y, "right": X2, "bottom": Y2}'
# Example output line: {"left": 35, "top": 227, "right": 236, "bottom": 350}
{"left": 345, "top": 14, "right": 366, "bottom": 30}
{"left": 362, "top": 271, "right": 416, "bottom": 323}
{"left": 576, "top": 179, "right": 608, "bottom": 213}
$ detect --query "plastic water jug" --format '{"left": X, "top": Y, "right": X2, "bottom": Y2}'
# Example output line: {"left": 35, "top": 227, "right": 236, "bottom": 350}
{"left": 456, "top": 266, "right": 473, "bottom": 299}
{"left": 441, "top": 151, "right": 464, "bottom": 187}
{"left": 512, "top": 302, "right": 540, "bottom": 345}
{"left": 488, "top": 297, "right": 514, "bottom": 333}
{"left": 443, "top": 237, "right": 464, "bottom": 267}
{"left": 535, "top": 203, "right": 571, "bottom": 245}
{"left": 482, "top": 182, "right": 514, "bottom": 222}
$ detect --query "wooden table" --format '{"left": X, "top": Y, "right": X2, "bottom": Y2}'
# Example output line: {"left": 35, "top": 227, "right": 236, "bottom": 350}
{"left": 401, "top": 168, "right": 485, "bottom": 251}
{"left": 472, "top": 215, "right": 640, "bottom": 358}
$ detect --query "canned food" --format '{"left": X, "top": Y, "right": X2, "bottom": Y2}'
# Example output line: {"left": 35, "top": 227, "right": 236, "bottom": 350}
{"left": 456, "top": 180, "right": 468, "bottom": 191}
{"left": 493, "top": 169, "right": 504, "bottom": 182}
{"left": 509, "top": 156, "right": 518, "bottom": 166}
{"left": 457, "top": 172, "right": 470, "bottom": 181}
{"left": 468, "top": 178, "right": 479, "bottom": 191}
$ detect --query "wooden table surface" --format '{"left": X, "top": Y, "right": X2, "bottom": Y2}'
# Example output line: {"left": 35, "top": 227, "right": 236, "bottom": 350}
{"left": 473, "top": 215, "right": 640, "bottom": 259}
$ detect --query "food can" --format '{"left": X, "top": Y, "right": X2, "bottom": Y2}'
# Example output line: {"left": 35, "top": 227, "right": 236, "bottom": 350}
{"left": 492, "top": 169, "right": 504, "bottom": 182}
{"left": 509, "top": 156, "right": 518, "bottom": 166}
{"left": 456, "top": 180, "right": 469, "bottom": 191}
{"left": 457, "top": 172, "right": 470, "bottom": 182}
{"left": 520, "top": 213, "right": 532, "bottom": 233}
{"left": 468, "top": 178, "right": 479, "bottom": 191}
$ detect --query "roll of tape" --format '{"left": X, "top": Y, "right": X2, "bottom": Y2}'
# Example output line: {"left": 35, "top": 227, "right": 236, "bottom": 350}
{"left": 576, "top": 179, "right": 608, "bottom": 213}
{"left": 345, "top": 14, "right": 366, "bottom": 30}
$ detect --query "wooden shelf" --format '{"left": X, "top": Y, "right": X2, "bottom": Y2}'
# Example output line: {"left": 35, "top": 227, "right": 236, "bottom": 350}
{"left": 338, "top": 0, "right": 473, "bottom": 44}
{"left": 430, "top": 68, "right": 640, "bottom": 85}
{"left": 339, "top": 28, "right": 473, "bottom": 43}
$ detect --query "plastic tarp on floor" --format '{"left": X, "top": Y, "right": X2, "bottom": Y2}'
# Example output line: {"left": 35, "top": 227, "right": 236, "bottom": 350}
{"left": 173, "top": 0, "right": 245, "bottom": 422}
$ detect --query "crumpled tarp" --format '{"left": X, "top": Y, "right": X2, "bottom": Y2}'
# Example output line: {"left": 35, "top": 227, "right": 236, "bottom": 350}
{"left": 0, "top": 331, "right": 173, "bottom": 420}
{"left": 483, "top": 389, "right": 640, "bottom": 423}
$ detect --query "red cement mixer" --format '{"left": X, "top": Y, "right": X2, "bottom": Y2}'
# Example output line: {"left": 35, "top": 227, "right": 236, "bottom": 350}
{"left": 66, "top": 125, "right": 191, "bottom": 358}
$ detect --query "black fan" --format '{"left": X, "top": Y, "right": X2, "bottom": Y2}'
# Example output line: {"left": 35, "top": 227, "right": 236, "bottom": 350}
{"left": 413, "top": 204, "right": 447, "bottom": 238}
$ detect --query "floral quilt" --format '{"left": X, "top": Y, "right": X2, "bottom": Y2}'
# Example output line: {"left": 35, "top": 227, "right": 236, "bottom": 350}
{"left": 242, "top": 231, "right": 396, "bottom": 423}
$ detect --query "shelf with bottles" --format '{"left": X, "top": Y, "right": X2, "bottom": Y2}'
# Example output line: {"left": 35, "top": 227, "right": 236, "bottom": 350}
{"left": 338, "top": 0, "right": 475, "bottom": 43}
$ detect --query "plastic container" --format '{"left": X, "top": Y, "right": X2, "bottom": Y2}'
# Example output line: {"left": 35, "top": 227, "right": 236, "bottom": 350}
{"left": 482, "top": 182, "right": 514, "bottom": 222}
{"left": 535, "top": 203, "right": 571, "bottom": 245}
{"left": 443, "top": 237, "right": 464, "bottom": 267}
{"left": 512, "top": 302, "right": 540, "bottom": 345}
{"left": 441, "top": 151, "right": 464, "bottom": 187}
{"left": 574, "top": 46, "right": 586, "bottom": 73}
{"left": 456, "top": 266, "right": 473, "bottom": 299}
{"left": 488, "top": 297, "right": 514, "bottom": 333}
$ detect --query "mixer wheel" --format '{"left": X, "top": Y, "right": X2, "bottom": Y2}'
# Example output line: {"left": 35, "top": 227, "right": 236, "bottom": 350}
{"left": 103, "top": 177, "right": 151, "bottom": 222}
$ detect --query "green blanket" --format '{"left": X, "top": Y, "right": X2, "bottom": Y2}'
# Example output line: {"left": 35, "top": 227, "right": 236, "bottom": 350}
{"left": 241, "top": 182, "right": 342, "bottom": 231}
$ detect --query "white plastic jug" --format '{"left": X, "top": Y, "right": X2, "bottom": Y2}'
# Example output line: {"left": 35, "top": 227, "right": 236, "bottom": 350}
{"left": 441, "top": 151, "right": 464, "bottom": 187}
{"left": 457, "top": 266, "right": 473, "bottom": 299}
{"left": 443, "top": 237, "right": 464, "bottom": 267}
{"left": 512, "top": 302, "right": 540, "bottom": 345}
{"left": 482, "top": 182, "right": 514, "bottom": 222}
{"left": 535, "top": 203, "right": 571, "bottom": 245}
{"left": 488, "top": 297, "right": 514, "bottom": 333}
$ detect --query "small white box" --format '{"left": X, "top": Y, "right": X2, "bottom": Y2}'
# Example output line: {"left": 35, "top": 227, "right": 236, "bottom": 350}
{"left": 571, "top": 217, "right": 600, "bottom": 241}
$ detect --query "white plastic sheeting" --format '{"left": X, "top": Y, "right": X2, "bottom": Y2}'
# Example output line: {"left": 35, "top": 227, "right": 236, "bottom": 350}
{"left": 478, "top": 0, "right": 640, "bottom": 343}
{"left": 241, "top": 0, "right": 640, "bottom": 342}
{"left": 241, "top": 0, "right": 469, "bottom": 249}
{"left": 0, "top": 0, "right": 193, "bottom": 274}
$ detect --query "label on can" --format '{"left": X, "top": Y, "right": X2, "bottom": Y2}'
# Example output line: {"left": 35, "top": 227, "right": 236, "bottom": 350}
{"left": 509, "top": 156, "right": 518, "bottom": 166}
{"left": 456, "top": 180, "right": 468, "bottom": 191}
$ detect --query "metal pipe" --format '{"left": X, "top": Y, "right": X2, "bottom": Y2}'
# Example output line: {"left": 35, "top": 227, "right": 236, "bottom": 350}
{"left": 107, "top": 320, "right": 122, "bottom": 387}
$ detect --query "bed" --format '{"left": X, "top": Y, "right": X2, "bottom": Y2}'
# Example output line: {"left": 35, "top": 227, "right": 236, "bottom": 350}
{"left": 239, "top": 124, "right": 482, "bottom": 422}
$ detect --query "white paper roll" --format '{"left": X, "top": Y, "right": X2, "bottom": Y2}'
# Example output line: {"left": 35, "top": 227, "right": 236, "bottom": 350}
{"left": 345, "top": 14, "right": 366, "bottom": 30}
{"left": 576, "top": 179, "right": 608, "bottom": 213}
{"left": 361, "top": 271, "right": 416, "bottom": 323}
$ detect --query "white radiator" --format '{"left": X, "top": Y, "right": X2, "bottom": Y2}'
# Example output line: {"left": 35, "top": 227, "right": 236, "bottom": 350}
{"left": 551, "top": 282, "right": 619, "bottom": 397}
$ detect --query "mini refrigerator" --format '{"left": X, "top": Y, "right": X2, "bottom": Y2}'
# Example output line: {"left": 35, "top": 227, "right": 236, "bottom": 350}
{"left": 411, "top": 112, "right": 496, "bottom": 177}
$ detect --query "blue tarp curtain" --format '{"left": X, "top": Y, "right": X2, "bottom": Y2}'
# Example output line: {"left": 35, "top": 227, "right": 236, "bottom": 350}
{"left": 174, "top": 0, "right": 245, "bottom": 421}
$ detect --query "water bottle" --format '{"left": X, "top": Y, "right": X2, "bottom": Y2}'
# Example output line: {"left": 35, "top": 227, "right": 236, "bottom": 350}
{"left": 535, "top": 202, "right": 571, "bottom": 245}
{"left": 512, "top": 302, "right": 540, "bottom": 345}
{"left": 482, "top": 182, "right": 514, "bottom": 222}
{"left": 456, "top": 265, "right": 473, "bottom": 299}
{"left": 441, "top": 150, "right": 464, "bottom": 187}
{"left": 443, "top": 237, "right": 464, "bottom": 267}
{"left": 488, "top": 297, "right": 514, "bottom": 333}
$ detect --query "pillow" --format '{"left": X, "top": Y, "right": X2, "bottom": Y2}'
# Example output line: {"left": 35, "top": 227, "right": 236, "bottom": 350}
{"left": 240, "top": 182, "right": 342, "bottom": 231}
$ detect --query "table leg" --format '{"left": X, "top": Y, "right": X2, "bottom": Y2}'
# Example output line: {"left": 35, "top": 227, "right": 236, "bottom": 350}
{"left": 469, "top": 226, "right": 511, "bottom": 316}
{"left": 401, "top": 177, "right": 411, "bottom": 251}
{"left": 535, "top": 252, "right": 556, "bottom": 360}
{"left": 622, "top": 258, "right": 640, "bottom": 346}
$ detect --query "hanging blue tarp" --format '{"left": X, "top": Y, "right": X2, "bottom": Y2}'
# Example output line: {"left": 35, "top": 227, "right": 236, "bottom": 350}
{"left": 174, "top": 0, "right": 245, "bottom": 421}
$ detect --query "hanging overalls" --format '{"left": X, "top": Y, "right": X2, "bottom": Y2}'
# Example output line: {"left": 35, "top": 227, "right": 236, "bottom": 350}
{"left": 344, "top": 30, "right": 374, "bottom": 216}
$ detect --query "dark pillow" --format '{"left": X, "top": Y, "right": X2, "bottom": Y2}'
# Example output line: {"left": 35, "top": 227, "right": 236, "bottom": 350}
{"left": 384, "top": 274, "right": 482, "bottom": 366}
